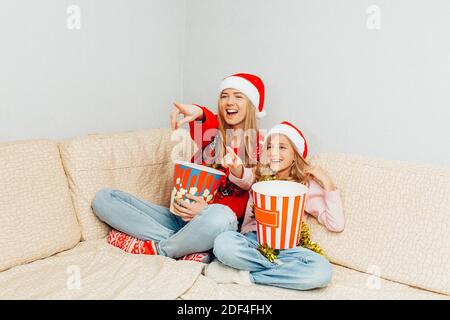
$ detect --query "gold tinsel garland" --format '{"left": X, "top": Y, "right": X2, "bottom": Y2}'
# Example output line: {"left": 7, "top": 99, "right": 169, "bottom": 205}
{"left": 253, "top": 168, "right": 327, "bottom": 262}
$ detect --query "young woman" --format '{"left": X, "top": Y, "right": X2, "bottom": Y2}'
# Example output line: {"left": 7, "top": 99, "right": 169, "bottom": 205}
{"left": 210, "top": 121, "right": 345, "bottom": 290}
{"left": 91, "top": 73, "right": 266, "bottom": 261}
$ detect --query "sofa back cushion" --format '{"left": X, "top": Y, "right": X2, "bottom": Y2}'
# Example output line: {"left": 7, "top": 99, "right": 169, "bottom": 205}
{"left": 307, "top": 153, "right": 450, "bottom": 295}
{"left": 58, "top": 128, "right": 195, "bottom": 241}
{"left": 0, "top": 140, "right": 81, "bottom": 272}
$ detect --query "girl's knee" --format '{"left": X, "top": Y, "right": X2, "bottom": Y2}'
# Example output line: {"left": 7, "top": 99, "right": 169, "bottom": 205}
{"left": 302, "top": 259, "right": 333, "bottom": 289}
{"left": 314, "top": 260, "right": 333, "bottom": 288}
{"left": 279, "top": 254, "right": 333, "bottom": 290}
{"left": 213, "top": 231, "right": 240, "bottom": 264}
{"left": 214, "top": 231, "right": 238, "bottom": 251}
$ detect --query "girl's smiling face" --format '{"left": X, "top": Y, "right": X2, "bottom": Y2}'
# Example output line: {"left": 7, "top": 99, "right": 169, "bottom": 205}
{"left": 219, "top": 88, "right": 249, "bottom": 128}
{"left": 267, "top": 134, "right": 295, "bottom": 175}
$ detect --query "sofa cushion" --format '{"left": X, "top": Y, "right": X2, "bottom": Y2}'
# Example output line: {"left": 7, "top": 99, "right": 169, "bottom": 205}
{"left": 0, "top": 239, "right": 204, "bottom": 299}
{"left": 307, "top": 153, "right": 450, "bottom": 295}
{"left": 185, "top": 263, "right": 448, "bottom": 300}
{"left": 0, "top": 140, "right": 81, "bottom": 272}
{"left": 58, "top": 128, "right": 196, "bottom": 241}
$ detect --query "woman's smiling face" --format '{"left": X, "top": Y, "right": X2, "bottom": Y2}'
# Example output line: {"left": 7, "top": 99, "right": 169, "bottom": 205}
{"left": 267, "top": 134, "right": 295, "bottom": 173}
{"left": 219, "top": 88, "right": 248, "bottom": 127}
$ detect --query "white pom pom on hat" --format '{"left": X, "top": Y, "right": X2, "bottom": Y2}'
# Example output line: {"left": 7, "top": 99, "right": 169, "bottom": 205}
{"left": 219, "top": 73, "right": 266, "bottom": 119}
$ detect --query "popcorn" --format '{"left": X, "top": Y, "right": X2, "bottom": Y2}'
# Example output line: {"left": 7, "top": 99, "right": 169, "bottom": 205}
{"left": 170, "top": 161, "right": 226, "bottom": 216}
{"left": 174, "top": 187, "right": 183, "bottom": 199}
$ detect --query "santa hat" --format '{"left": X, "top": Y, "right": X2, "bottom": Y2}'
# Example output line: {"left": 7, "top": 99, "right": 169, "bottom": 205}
{"left": 265, "top": 121, "right": 308, "bottom": 159}
{"left": 219, "top": 73, "right": 266, "bottom": 119}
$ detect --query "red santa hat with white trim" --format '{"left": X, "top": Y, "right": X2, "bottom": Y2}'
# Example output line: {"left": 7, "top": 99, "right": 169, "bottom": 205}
{"left": 219, "top": 73, "right": 266, "bottom": 119}
{"left": 265, "top": 121, "right": 309, "bottom": 159}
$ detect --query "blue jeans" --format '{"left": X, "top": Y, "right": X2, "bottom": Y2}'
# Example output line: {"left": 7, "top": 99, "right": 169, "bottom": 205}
{"left": 91, "top": 188, "right": 238, "bottom": 258}
{"left": 213, "top": 231, "right": 333, "bottom": 291}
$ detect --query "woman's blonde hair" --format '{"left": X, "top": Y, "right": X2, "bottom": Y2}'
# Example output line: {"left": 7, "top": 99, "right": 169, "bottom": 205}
{"left": 215, "top": 97, "right": 259, "bottom": 168}
{"left": 255, "top": 134, "right": 315, "bottom": 187}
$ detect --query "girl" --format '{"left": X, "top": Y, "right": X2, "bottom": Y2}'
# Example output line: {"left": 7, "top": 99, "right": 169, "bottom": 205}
{"left": 91, "top": 73, "right": 266, "bottom": 261}
{"left": 210, "top": 121, "right": 345, "bottom": 290}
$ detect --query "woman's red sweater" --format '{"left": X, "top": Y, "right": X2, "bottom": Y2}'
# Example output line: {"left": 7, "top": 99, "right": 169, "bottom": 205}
{"left": 188, "top": 105, "right": 262, "bottom": 221}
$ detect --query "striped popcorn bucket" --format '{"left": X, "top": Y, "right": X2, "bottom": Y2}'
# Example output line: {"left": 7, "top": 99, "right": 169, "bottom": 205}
{"left": 169, "top": 161, "right": 225, "bottom": 215}
{"left": 251, "top": 180, "right": 309, "bottom": 249}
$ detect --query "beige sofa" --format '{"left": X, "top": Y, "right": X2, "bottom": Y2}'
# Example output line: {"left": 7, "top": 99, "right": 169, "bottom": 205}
{"left": 0, "top": 128, "right": 448, "bottom": 299}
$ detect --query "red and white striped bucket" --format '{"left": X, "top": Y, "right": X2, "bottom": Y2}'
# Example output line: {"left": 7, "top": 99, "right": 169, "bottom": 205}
{"left": 169, "top": 161, "right": 225, "bottom": 215}
{"left": 251, "top": 180, "right": 309, "bottom": 249}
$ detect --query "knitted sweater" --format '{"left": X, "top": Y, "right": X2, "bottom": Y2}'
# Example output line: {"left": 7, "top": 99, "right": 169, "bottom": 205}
{"left": 188, "top": 105, "right": 263, "bottom": 221}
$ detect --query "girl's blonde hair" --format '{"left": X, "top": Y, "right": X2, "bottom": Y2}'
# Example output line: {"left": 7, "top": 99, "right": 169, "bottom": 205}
{"left": 256, "top": 134, "right": 318, "bottom": 188}
{"left": 215, "top": 97, "right": 259, "bottom": 168}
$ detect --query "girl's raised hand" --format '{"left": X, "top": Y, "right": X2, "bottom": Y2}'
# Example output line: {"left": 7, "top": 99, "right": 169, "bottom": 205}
{"left": 304, "top": 165, "right": 336, "bottom": 191}
{"left": 170, "top": 102, "right": 204, "bottom": 130}
{"left": 222, "top": 146, "right": 244, "bottom": 179}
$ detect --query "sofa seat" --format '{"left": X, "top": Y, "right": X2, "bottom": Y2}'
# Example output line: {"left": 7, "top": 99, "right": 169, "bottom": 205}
{"left": 184, "top": 263, "right": 449, "bottom": 300}
{"left": 0, "top": 239, "right": 203, "bottom": 300}
{"left": 1, "top": 238, "right": 447, "bottom": 300}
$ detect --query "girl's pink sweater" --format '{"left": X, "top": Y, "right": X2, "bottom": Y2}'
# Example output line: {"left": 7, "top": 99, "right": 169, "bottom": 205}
{"left": 228, "top": 168, "right": 345, "bottom": 234}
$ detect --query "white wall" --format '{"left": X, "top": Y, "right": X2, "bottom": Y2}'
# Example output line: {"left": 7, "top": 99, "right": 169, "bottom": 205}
{"left": 0, "top": 0, "right": 186, "bottom": 141}
{"left": 182, "top": 0, "right": 450, "bottom": 167}
{"left": 1, "top": 0, "right": 449, "bottom": 167}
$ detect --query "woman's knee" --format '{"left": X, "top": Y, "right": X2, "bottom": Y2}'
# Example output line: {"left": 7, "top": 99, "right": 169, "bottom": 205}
{"left": 198, "top": 204, "right": 238, "bottom": 233}
{"left": 91, "top": 188, "right": 116, "bottom": 217}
